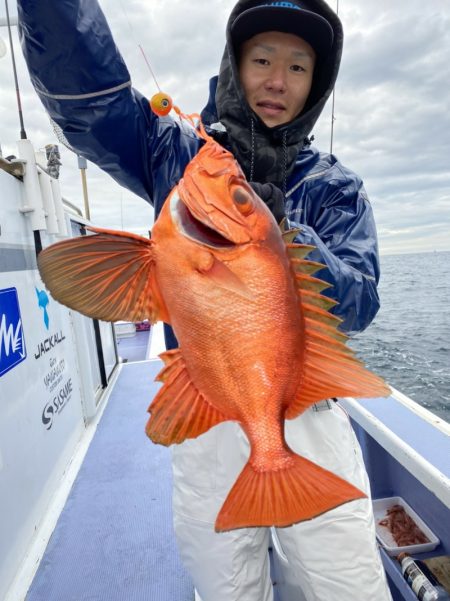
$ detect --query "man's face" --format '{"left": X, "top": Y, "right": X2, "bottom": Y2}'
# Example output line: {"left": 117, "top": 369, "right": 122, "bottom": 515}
{"left": 239, "top": 31, "right": 316, "bottom": 128}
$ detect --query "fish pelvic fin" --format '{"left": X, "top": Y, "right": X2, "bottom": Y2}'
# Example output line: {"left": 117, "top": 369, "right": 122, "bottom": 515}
{"left": 285, "top": 241, "right": 390, "bottom": 419}
{"left": 146, "top": 349, "right": 228, "bottom": 445}
{"left": 200, "top": 255, "right": 253, "bottom": 300}
{"left": 215, "top": 451, "right": 366, "bottom": 532}
{"left": 37, "top": 226, "right": 169, "bottom": 323}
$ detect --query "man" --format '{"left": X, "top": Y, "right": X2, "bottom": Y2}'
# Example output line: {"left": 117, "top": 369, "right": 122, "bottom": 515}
{"left": 18, "top": 0, "right": 392, "bottom": 599}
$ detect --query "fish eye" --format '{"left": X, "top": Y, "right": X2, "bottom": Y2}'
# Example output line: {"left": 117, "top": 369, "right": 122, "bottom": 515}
{"left": 232, "top": 186, "right": 255, "bottom": 215}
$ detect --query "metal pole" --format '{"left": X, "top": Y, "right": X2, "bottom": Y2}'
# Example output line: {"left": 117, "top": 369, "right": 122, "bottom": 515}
{"left": 4, "top": 0, "right": 26, "bottom": 139}
{"left": 78, "top": 155, "right": 91, "bottom": 221}
{"left": 330, "top": 90, "right": 336, "bottom": 155}
{"left": 330, "top": 0, "right": 339, "bottom": 155}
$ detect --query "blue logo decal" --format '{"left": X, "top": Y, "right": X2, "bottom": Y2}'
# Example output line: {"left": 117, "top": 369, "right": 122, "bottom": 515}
{"left": 0, "top": 287, "right": 27, "bottom": 377}
{"left": 36, "top": 287, "right": 50, "bottom": 330}
{"left": 266, "top": 2, "right": 301, "bottom": 9}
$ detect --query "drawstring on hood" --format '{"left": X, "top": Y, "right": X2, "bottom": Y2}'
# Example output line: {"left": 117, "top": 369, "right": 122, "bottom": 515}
{"left": 249, "top": 119, "right": 287, "bottom": 195}
{"left": 202, "top": 0, "right": 343, "bottom": 191}
{"left": 250, "top": 116, "right": 256, "bottom": 181}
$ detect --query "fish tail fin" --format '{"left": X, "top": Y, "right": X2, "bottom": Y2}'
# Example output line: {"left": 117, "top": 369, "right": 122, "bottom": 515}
{"left": 215, "top": 452, "right": 365, "bottom": 532}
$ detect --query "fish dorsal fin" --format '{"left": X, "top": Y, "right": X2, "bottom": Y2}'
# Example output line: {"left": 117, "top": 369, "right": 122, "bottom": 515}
{"left": 286, "top": 240, "right": 390, "bottom": 418}
{"left": 294, "top": 272, "right": 332, "bottom": 294}
{"left": 146, "top": 349, "right": 228, "bottom": 445}
{"left": 286, "top": 244, "right": 319, "bottom": 263}
{"left": 38, "top": 226, "right": 168, "bottom": 323}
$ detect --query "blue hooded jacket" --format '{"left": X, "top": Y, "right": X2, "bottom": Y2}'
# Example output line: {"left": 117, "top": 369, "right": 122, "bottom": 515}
{"left": 18, "top": 0, "right": 380, "bottom": 336}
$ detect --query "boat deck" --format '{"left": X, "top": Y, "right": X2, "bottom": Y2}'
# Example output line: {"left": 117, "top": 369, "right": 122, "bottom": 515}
{"left": 116, "top": 328, "right": 152, "bottom": 363}
{"left": 25, "top": 358, "right": 194, "bottom": 601}
{"left": 23, "top": 328, "right": 283, "bottom": 601}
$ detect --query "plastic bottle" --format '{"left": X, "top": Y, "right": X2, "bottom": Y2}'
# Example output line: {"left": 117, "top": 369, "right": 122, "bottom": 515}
{"left": 398, "top": 553, "right": 450, "bottom": 601}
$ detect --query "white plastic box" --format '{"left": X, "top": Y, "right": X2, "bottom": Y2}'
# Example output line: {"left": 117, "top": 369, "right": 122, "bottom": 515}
{"left": 372, "top": 496, "right": 440, "bottom": 556}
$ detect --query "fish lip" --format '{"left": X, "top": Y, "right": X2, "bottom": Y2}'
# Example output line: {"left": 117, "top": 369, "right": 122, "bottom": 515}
{"left": 170, "top": 190, "right": 236, "bottom": 249}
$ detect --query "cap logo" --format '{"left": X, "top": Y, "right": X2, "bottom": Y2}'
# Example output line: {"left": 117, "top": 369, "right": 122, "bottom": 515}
{"left": 264, "top": 2, "right": 301, "bottom": 9}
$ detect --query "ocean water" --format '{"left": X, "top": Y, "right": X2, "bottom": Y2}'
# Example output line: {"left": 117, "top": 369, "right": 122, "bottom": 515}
{"left": 349, "top": 251, "right": 450, "bottom": 423}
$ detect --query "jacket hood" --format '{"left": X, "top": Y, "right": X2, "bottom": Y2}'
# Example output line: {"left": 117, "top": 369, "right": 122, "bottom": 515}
{"left": 206, "top": 0, "right": 343, "bottom": 188}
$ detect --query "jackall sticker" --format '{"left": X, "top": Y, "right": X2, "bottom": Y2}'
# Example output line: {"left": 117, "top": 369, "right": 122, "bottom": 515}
{"left": 44, "top": 357, "right": 66, "bottom": 393}
{"left": 42, "top": 377, "right": 73, "bottom": 430}
{"left": 34, "top": 331, "right": 66, "bottom": 360}
{"left": 35, "top": 287, "right": 50, "bottom": 330}
{"left": 0, "top": 287, "right": 27, "bottom": 377}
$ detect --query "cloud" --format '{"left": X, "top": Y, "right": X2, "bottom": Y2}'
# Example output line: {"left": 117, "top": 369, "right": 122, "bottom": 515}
{"left": 1, "top": 0, "right": 449, "bottom": 255}
{"left": 315, "top": 0, "right": 450, "bottom": 255}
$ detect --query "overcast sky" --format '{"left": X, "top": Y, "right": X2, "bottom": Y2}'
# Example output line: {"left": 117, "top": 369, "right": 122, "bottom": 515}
{"left": 1, "top": 0, "right": 449, "bottom": 256}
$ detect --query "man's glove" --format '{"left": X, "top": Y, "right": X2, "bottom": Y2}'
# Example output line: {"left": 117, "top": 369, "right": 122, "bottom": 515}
{"left": 249, "top": 182, "right": 285, "bottom": 224}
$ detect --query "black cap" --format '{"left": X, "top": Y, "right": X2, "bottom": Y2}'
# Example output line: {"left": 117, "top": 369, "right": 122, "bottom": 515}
{"left": 231, "top": 1, "right": 334, "bottom": 58}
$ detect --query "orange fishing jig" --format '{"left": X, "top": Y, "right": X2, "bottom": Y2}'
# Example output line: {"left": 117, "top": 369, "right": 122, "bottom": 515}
{"left": 150, "top": 92, "right": 173, "bottom": 116}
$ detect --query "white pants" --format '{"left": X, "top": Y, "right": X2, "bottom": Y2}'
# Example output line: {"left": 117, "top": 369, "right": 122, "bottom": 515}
{"left": 171, "top": 401, "right": 392, "bottom": 601}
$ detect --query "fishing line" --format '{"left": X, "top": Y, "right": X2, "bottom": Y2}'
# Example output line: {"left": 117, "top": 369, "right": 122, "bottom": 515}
{"left": 113, "top": 0, "right": 198, "bottom": 125}
{"left": 137, "top": 44, "right": 161, "bottom": 92}
{"left": 116, "top": 0, "right": 161, "bottom": 91}
{"left": 329, "top": 0, "right": 339, "bottom": 154}
{"left": 114, "top": 0, "right": 177, "bottom": 116}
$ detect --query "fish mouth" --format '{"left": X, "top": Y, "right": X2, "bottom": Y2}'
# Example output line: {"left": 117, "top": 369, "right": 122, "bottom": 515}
{"left": 171, "top": 190, "right": 235, "bottom": 249}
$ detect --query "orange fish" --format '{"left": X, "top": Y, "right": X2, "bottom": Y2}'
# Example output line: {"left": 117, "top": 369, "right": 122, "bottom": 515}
{"left": 37, "top": 123, "right": 390, "bottom": 532}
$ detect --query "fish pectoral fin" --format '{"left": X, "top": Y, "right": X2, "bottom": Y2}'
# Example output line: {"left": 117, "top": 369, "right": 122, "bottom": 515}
{"left": 198, "top": 255, "right": 253, "bottom": 300}
{"left": 38, "top": 226, "right": 169, "bottom": 323}
{"left": 215, "top": 452, "right": 366, "bottom": 532}
{"left": 146, "top": 349, "right": 227, "bottom": 445}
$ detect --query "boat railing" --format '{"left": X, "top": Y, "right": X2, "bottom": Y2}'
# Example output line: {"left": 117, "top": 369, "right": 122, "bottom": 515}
{"left": 61, "top": 196, "right": 83, "bottom": 217}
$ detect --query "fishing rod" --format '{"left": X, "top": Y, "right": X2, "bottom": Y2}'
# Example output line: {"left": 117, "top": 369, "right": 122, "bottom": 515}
{"left": 329, "top": 0, "right": 339, "bottom": 155}
{"left": 3, "top": 0, "right": 27, "bottom": 139}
